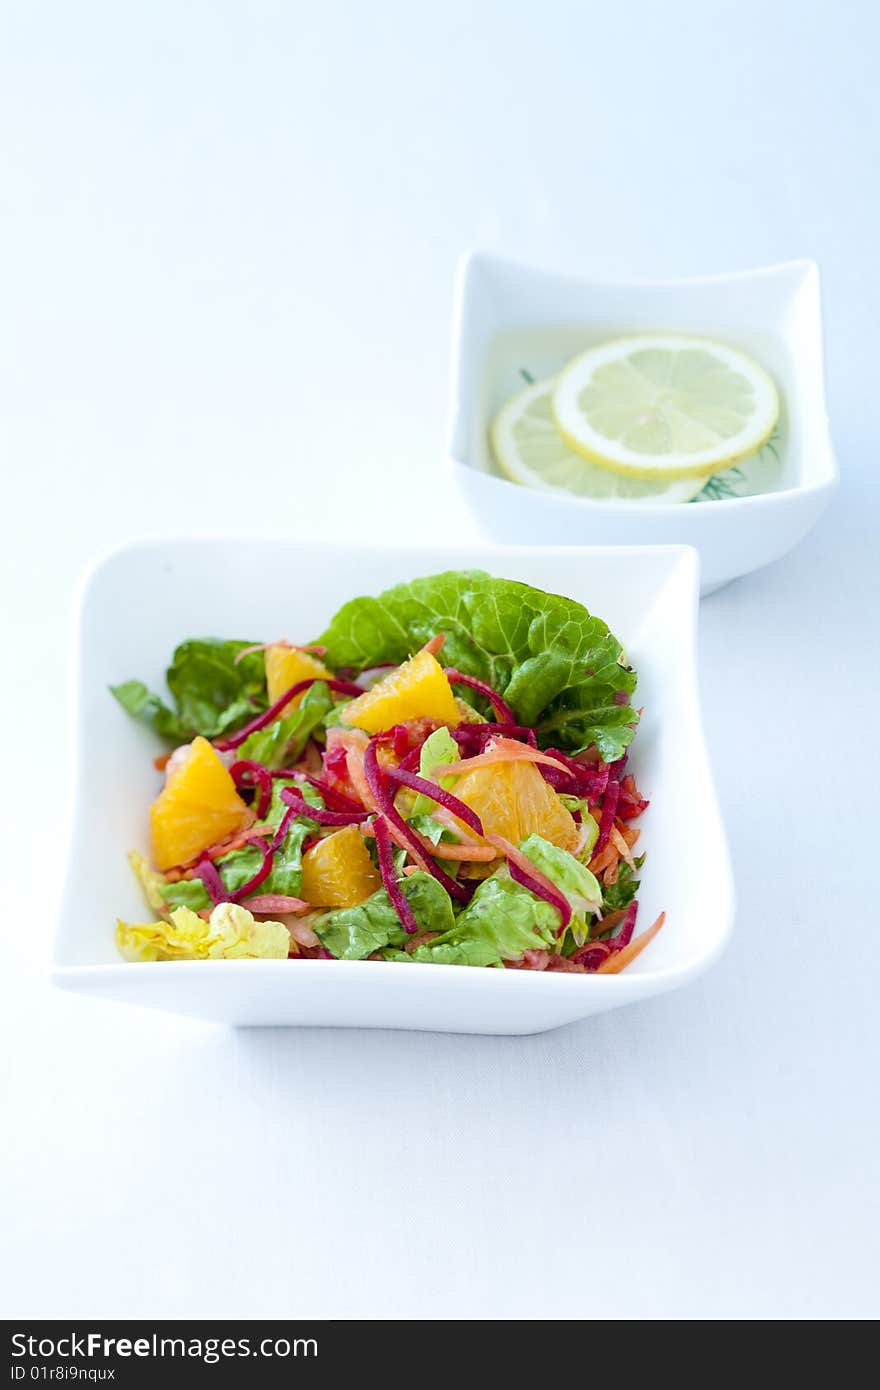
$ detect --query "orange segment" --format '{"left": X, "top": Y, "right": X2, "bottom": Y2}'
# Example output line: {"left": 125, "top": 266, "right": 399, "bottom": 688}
{"left": 341, "top": 650, "right": 460, "bottom": 733}
{"left": 265, "top": 644, "right": 333, "bottom": 713}
{"left": 452, "top": 759, "right": 579, "bottom": 853}
{"left": 150, "top": 736, "right": 251, "bottom": 871}
{"left": 300, "top": 824, "right": 381, "bottom": 908}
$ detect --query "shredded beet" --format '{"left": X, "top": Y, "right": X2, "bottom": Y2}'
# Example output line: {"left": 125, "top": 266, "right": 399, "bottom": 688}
{"left": 297, "top": 773, "right": 363, "bottom": 814}
{"left": 594, "top": 778, "right": 620, "bottom": 854}
{"left": 373, "top": 815, "right": 418, "bottom": 935}
{"left": 484, "top": 833, "right": 572, "bottom": 930}
{"left": 231, "top": 836, "right": 275, "bottom": 901}
{"left": 572, "top": 940, "right": 613, "bottom": 970}
{"left": 507, "top": 858, "right": 572, "bottom": 931}
{"left": 269, "top": 808, "right": 296, "bottom": 852}
{"left": 375, "top": 719, "right": 440, "bottom": 758}
{"left": 362, "top": 740, "right": 469, "bottom": 902}
{"left": 443, "top": 668, "right": 515, "bottom": 723}
{"left": 617, "top": 774, "right": 649, "bottom": 820}
{"left": 214, "top": 677, "right": 364, "bottom": 751}
{"left": 383, "top": 765, "right": 484, "bottom": 837}
{"left": 451, "top": 722, "right": 538, "bottom": 749}
{"left": 229, "top": 759, "right": 273, "bottom": 820}
{"left": 195, "top": 857, "right": 231, "bottom": 905}
{"left": 322, "top": 744, "right": 350, "bottom": 779}
{"left": 604, "top": 900, "right": 638, "bottom": 950}
{"left": 538, "top": 748, "right": 610, "bottom": 801}
{"left": 279, "top": 787, "right": 369, "bottom": 826}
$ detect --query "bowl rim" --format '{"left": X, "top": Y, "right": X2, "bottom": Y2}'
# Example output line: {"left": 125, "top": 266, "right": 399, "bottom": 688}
{"left": 52, "top": 537, "right": 733, "bottom": 998}
{"left": 447, "top": 247, "right": 838, "bottom": 511}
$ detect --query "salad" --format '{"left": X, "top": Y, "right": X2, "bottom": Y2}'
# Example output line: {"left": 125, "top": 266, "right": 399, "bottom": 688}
{"left": 112, "top": 571, "right": 663, "bottom": 973}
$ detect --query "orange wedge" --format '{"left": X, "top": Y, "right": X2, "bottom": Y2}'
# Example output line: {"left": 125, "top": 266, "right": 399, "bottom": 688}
{"left": 265, "top": 644, "right": 333, "bottom": 714}
{"left": 453, "top": 759, "right": 579, "bottom": 853}
{"left": 341, "top": 650, "right": 460, "bottom": 733}
{"left": 300, "top": 824, "right": 382, "bottom": 908}
{"left": 150, "top": 737, "right": 251, "bottom": 871}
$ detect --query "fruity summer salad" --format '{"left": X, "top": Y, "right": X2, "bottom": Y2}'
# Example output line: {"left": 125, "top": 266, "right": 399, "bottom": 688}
{"left": 111, "top": 571, "right": 663, "bottom": 974}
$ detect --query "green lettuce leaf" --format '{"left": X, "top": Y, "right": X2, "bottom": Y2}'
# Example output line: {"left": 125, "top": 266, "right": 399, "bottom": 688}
{"left": 559, "top": 796, "right": 600, "bottom": 859}
{"left": 266, "top": 819, "right": 314, "bottom": 897}
{"left": 405, "top": 812, "right": 455, "bottom": 846}
{"left": 315, "top": 872, "right": 455, "bottom": 960}
{"left": 262, "top": 776, "right": 322, "bottom": 828}
{"left": 237, "top": 682, "right": 333, "bottom": 770}
{"left": 601, "top": 854, "right": 644, "bottom": 914}
{"left": 315, "top": 570, "right": 636, "bottom": 760}
{"left": 111, "top": 639, "right": 267, "bottom": 742}
{"left": 519, "top": 834, "right": 602, "bottom": 912}
{"left": 159, "top": 878, "right": 212, "bottom": 912}
{"left": 410, "top": 726, "right": 460, "bottom": 816}
{"left": 160, "top": 805, "right": 319, "bottom": 912}
{"left": 407, "top": 875, "right": 559, "bottom": 968}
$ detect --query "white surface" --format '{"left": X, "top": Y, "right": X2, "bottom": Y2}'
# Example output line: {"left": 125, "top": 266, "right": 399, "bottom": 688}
{"left": 56, "top": 541, "right": 729, "bottom": 1031}
{"left": 1, "top": 0, "right": 878, "bottom": 1319}
{"left": 449, "top": 254, "right": 836, "bottom": 590}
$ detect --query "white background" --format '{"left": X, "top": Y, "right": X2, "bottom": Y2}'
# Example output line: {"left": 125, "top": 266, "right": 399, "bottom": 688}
{"left": 2, "top": 0, "right": 879, "bottom": 1320}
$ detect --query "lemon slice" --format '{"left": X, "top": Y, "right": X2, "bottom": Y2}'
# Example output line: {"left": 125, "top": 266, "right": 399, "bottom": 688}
{"left": 553, "top": 335, "right": 779, "bottom": 480}
{"left": 491, "top": 376, "right": 704, "bottom": 503}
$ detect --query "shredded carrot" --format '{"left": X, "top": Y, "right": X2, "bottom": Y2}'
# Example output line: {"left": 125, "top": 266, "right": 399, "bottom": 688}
{"left": 429, "top": 804, "right": 485, "bottom": 845}
{"left": 620, "top": 824, "right": 641, "bottom": 849}
{"left": 589, "top": 843, "right": 617, "bottom": 874}
{"left": 596, "top": 912, "right": 665, "bottom": 973}
{"left": 609, "top": 824, "right": 635, "bottom": 868}
{"left": 153, "top": 752, "right": 171, "bottom": 772}
{"left": 427, "top": 841, "right": 497, "bottom": 862}
{"left": 484, "top": 833, "right": 567, "bottom": 907}
{"left": 421, "top": 634, "right": 446, "bottom": 656}
{"left": 162, "top": 866, "right": 194, "bottom": 883}
{"left": 603, "top": 861, "right": 619, "bottom": 886}
{"left": 432, "top": 738, "right": 570, "bottom": 779}
{"left": 595, "top": 908, "right": 627, "bottom": 935}
{"left": 233, "top": 639, "right": 327, "bottom": 665}
{"left": 327, "top": 729, "right": 376, "bottom": 810}
{"left": 360, "top": 819, "right": 497, "bottom": 862}
{"left": 233, "top": 640, "right": 287, "bottom": 664}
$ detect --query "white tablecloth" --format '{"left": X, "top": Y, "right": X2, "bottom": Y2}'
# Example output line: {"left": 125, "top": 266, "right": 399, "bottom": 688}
{"left": 2, "top": 0, "right": 878, "bottom": 1319}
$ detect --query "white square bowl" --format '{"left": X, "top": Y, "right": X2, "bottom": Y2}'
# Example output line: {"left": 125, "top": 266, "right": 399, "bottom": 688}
{"left": 447, "top": 252, "right": 837, "bottom": 594}
{"left": 54, "top": 539, "right": 732, "bottom": 1035}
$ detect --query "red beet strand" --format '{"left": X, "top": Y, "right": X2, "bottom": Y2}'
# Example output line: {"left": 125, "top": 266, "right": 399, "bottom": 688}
{"left": 229, "top": 759, "right": 273, "bottom": 820}
{"left": 507, "top": 858, "right": 572, "bottom": 930}
{"left": 383, "top": 765, "right": 484, "bottom": 837}
{"left": 594, "top": 778, "right": 620, "bottom": 855}
{"left": 231, "top": 836, "right": 275, "bottom": 901}
{"left": 362, "top": 740, "right": 469, "bottom": 902}
{"left": 195, "top": 857, "right": 232, "bottom": 905}
{"left": 279, "top": 787, "right": 369, "bottom": 826}
{"left": 373, "top": 815, "right": 418, "bottom": 935}
{"left": 443, "top": 668, "right": 515, "bottom": 723}
{"left": 214, "top": 677, "right": 364, "bottom": 751}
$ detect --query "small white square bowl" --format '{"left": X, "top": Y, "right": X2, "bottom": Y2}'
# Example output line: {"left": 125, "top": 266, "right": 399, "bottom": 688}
{"left": 447, "top": 252, "right": 837, "bottom": 593}
{"left": 53, "top": 539, "right": 732, "bottom": 1035}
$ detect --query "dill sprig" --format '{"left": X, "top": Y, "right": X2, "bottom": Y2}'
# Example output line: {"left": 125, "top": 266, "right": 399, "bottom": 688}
{"left": 692, "top": 428, "right": 781, "bottom": 503}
